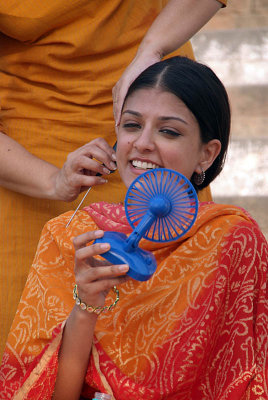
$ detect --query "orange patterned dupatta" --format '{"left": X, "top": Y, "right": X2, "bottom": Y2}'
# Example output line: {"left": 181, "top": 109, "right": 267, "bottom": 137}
{"left": 0, "top": 202, "right": 267, "bottom": 399}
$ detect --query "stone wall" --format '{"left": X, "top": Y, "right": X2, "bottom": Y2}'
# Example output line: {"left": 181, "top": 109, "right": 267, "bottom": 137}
{"left": 191, "top": 0, "right": 268, "bottom": 238}
{"left": 204, "top": 0, "right": 268, "bottom": 30}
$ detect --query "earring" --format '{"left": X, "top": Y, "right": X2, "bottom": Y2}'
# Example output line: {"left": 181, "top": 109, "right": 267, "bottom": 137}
{"left": 194, "top": 168, "right": 205, "bottom": 185}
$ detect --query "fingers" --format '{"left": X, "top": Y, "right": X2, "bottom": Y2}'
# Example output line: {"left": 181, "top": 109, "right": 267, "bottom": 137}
{"left": 55, "top": 138, "right": 117, "bottom": 201}
{"left": 73, "top": 229, "right": 129, "bottom": 307}
{"left": 112, "top": 60, "right": 144, "bottom": 126}
{"left": 113, "top": 53, "right": 162, "bottom": 125}
{"left": 75, "top": 238, "right": 111, "bottom": 262}
{"left": 73, "top": 230, "right": 129, "bottom": 279}
{"left": 76, "top": 264, "right": 129, "bottom": 289}
{"left": 112, "top": 82, "right": 126, "bottom": 127}
{"left": 73, "top": 230, "right": 104, "bottom": 250}
{"left": 73, "top": 230, "right": 129, "bottom": 278}
{"left": 66, "top": 138, "right": 117, "bottom": 174}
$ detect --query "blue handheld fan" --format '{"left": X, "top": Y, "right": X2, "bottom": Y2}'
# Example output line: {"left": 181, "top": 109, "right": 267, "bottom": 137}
{"left": 95, "top": 168, "right": 198, "bottom": 281}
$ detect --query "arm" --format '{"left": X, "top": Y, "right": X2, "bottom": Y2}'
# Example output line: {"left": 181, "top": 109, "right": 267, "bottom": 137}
{"left": 53, "top": 230, "right": 129, "bottom": 400}
{"left": 52, "top": 306, "right": 98, "bottom": 400}
{"left": 0, "top": 133, "right": 116, "bottom": 201}
{"left": 113, "top": 0, "right": 224, "bottom": 124}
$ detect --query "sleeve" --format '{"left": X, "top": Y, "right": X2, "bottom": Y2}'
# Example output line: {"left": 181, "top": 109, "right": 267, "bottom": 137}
{"left": 12, "top": 325, "right": 64, "bottom": 400}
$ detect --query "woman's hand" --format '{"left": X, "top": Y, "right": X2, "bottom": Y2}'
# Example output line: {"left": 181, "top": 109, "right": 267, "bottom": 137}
{"left": 73, "top": 229, "right": 129, "bottom": 309}
{"left": 53, "top": 138, "right": 117, "bottom": 202}
{"left": 112, "top": 0, "right": 223, "bottom": 127}
{"left": 0, "top": 134, "right": 117, "bottom": 201}
{"left": 112, "top": 51, "right": 161, "bottom": 126}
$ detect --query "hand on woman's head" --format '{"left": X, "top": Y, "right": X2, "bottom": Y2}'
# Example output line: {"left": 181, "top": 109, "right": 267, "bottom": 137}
{"left": 112, "top": 52, "right": 161, "bottom": 127}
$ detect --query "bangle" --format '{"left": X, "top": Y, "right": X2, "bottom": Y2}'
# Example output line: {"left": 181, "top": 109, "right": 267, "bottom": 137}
{"left": 73, "top": 284, "right": 119, "bottom": 315}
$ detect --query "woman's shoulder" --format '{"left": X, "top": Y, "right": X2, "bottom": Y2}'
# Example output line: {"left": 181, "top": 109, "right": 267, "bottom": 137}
{"left": 198, "top": 201, "right": 267, "bottom": 242}
{"left": 198, "top": 201, "right": 257, "bottom": 224}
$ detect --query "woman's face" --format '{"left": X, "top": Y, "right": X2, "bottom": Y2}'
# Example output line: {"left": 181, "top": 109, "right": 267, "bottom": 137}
{"left": 116, "top": 88, "right": 209, "bottom": 189}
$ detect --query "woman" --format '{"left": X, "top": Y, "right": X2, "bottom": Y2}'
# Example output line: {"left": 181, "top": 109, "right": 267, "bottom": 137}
{"left": 0, "top": 0, "right": 226, "bottom": 356}
{"left": 1, "top": 56, "right": 266, "bottom": 399}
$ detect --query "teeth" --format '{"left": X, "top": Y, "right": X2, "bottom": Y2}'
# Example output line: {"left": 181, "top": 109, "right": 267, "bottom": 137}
{"left": 132, "top": 160, "right": 159, "bottom": 169}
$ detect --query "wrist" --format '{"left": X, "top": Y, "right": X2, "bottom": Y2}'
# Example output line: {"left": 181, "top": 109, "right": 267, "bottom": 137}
{"left": 47, "top": 167, "right": 76, "bottom": 202}
{"left": 71, "top": 303, "right": 98, "bottom": 324}
{"left": 136, "top": 40, "right": 164, "bottom": 61}
{"left": 73, "top": 285, "right": 119, "bottom": 316}
{"left": 45, "top": 167, "right": 64, "bottom": 201}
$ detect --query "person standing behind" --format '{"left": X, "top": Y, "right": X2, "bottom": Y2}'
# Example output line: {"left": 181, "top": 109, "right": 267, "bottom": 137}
{"left": 0, "top": 0, "right": 226, "bottom": 357}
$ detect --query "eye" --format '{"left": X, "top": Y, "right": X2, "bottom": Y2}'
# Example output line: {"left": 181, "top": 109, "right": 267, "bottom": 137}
{"left": 122, "top": 122, "right": 141, "bottom": 130}
{"left": 159, "top": 128, "right": 181, "bottom": 138}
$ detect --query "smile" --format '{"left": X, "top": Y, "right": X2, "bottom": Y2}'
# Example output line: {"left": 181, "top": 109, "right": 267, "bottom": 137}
{"left": 131, "top": 160, "right": 160, "bottom": 170}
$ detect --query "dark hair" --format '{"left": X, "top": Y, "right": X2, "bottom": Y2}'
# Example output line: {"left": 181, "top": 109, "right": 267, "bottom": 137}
{"left": 125, "top": 56, "right": 231, "bottom": 191}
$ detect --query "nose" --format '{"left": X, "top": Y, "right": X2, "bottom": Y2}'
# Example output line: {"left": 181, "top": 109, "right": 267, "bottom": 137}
{"left": 133, "top": 126, "right": 155, "bottom": 152}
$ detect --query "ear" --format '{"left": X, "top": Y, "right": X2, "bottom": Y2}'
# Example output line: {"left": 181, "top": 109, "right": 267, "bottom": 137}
{"left": 196, "top": 139, "right": 221, "bottom": 173}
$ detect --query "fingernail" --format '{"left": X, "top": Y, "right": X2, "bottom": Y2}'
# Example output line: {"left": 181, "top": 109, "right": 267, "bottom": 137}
{"left": 118, "top": 264, "right": 129, "bottom": 272}
{"left": 99, "top": 178, "right": 108, "bottom": 183}
{"left": 110, "top": 161, "right": 117, "bottom": 170}
{"left": 100, "top": 243, "right": 110, "bottom": 250}
{"left": 111, "top": 153, "right": 117, "bottom": 161}
{"left": 95, "top": 230, "right": 104, "bottom": 237}
{"left": 103, "top": 167, "right": 110, "bottom": 174}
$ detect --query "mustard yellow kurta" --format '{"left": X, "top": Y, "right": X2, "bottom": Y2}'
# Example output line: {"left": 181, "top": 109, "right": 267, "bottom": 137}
{"left": 0, "top": 0, "right": 225, "bottom": 357}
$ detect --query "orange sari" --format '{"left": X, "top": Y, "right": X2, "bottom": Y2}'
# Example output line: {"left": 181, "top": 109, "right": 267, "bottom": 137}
{"left": 0, "top": 200, "right": 267, "bottom": 399}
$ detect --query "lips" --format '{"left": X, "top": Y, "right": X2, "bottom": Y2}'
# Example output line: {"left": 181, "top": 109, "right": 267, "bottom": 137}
{"left": 131, "top": 159, "right": 160, "bottom": 170}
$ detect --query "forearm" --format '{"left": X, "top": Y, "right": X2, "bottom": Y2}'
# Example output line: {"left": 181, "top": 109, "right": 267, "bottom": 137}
{"left": 53, "top": 230, "right": 129, "bottom": 398}
{"left": 137, "top": 0, "right": 222, "bottom": 58}
{"left": 112, "top": 0, "right": 224, "bottom": 124}
{"left": 53, "top": 307, "right": 98, "bottom": 400}
{"left": 0, "top": 132, "right": 59, "bottom": 199}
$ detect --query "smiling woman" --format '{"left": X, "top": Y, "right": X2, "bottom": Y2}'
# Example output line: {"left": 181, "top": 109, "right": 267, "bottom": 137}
{"left": 117, "top": 89, "right": 219, "bottom": 188}
{"left": 117, "top": 57, "right": 230, "bottom": 193}
{"left": 0, "top": 57, "right": 267, "bottom": 400}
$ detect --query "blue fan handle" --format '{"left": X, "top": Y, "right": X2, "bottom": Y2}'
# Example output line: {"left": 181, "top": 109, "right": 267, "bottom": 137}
{"left": 124, "top": 212, "right": 155, "bottom": 252}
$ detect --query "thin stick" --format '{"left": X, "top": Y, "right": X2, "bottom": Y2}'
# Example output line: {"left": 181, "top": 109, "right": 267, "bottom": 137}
{"left": 65, "top": 187, "right": 92, "bottom": 228}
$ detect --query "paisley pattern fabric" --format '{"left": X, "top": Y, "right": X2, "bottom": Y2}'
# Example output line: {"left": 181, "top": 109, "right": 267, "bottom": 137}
{"left": 0, "top": 200, "right": 267, "bottom": 399}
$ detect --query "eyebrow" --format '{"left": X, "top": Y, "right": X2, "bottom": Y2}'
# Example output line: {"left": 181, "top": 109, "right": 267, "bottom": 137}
{"left": 122, "top": 110, "right": 188, "bottom": 125}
